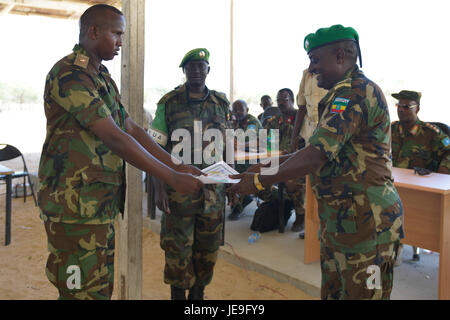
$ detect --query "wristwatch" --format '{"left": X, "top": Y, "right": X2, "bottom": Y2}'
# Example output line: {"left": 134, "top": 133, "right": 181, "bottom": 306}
{"left": 253, "top": 173, "right": 265, "bottom": 191}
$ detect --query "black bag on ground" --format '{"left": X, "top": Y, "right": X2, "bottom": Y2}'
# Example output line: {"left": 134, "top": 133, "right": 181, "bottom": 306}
{"left": 250, "top": 199, "right": 293, "bottom": 233}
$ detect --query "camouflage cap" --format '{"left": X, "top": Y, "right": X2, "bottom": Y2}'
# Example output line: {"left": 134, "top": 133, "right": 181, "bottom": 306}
{"left": 179, "top": 48, "right": 210, "bottom": 68}
{"left": 391, "top": 90, "right": 422, "bottom": 104}
{"left": 304, "top": 24, "right": 359, "bottom": 53}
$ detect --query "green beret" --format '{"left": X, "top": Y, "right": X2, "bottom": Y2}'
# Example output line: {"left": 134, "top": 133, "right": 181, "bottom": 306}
{"left": 179, "top": 48, "right": 210, "bottom": 68}
{"left": 391, "top": 90, "right": 422, "bottom": 104}
{"left": 304, "top": 24, "right": 359, "bottom": 53}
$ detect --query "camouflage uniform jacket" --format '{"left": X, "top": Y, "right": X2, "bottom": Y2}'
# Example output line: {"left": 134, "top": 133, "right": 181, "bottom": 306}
{"left": 308, "top": 65, "right": 404, "bottom": 250}
{"left": 231, "top": 113, "right": 262, "bottom": 132}
{"left": 391, "top": 119, "right": 450, "bottom": 172}
{"left": 38, "top": 44, "right": 128, "bottom": 225}
{"left": 231, "top": 113, "right": 262, "bottom": 147}
{"left": 231, "top": 113, "right": 262, "bottom": 171}
{"left": 150, "top": 84, "right": 232, "bottom": 215}
{"left": 264, "top": 109, "right": 297, "bottom": 153}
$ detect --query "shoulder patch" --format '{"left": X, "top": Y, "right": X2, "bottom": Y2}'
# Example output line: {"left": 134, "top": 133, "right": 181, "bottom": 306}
{"left": 331, "top": 97, "right": 350, "bottom": 114}
{"left": 74, "top": 53, "right": 89, "bottom": 69}
{"left": 157, "top": 85, "right": 185, "bottom": 105}
{"left": 425, "top": 122, "right": 440, "bottom": 134}
{"left": 442, "top": 136, "right": 450, "bottom": 147}
{"left": 211, "top": 90, "right": 230, "bottom": 106}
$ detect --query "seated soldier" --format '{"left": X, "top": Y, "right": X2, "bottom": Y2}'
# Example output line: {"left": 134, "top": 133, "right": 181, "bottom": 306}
{"left": 391, "top": 90, "right": 450, "bottom": 265}
{"left": 262, "top": 88, "right": 305, "bottom": 233}
{"left": 257, "top": 95, "right": 273, "bottom": 123}
{"left": 228, "top": 99, "right": 262, "bottom": 220}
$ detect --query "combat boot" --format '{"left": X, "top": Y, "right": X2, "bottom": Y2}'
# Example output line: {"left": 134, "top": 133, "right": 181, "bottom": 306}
{"left": 187, "top": 285, "right": 205, "bottom": 300}
{"left": 170, "top": 285, "right": 186, "bottom": 300}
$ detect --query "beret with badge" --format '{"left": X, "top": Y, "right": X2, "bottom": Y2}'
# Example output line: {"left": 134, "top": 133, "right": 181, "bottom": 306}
{"left": 391, "top": 90, "right": 422, "bottom": 104}
{"left": 304, "top": 24, "right": 362, "bottom": 67}
{"left": 179, "top": 48, "right": 210, "bottom": 68}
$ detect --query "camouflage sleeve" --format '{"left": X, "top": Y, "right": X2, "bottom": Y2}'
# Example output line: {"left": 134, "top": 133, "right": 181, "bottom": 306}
{"left": 437, "top": 132, "right": 450, "bottom": 171}
{"left": 309, "top": 96, "right": 362, "bottom": 160}
{"left": 50, "top": 69, "right": 112, "bottom": 128}
{"left": 149, "top": 103, "right": 169, "bottom": 147}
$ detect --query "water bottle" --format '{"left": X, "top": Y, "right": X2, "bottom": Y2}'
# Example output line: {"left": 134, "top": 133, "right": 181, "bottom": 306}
{"left": 248, "top": 231, "right": 261, "bottom": 244}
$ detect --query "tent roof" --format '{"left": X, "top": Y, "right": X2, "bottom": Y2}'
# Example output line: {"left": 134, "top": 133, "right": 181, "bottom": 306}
{"left": 0, "top": 0, "right": 121, "bottom": 19}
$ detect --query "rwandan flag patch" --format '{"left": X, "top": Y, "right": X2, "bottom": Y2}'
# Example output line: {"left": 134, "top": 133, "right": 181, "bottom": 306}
{"left": 331, "top": 97, "right": 350, "bottom": 114}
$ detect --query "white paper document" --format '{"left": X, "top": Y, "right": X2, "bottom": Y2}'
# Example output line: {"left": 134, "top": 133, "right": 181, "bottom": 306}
{"left": 196, "top": 161, "right": 240, "bottom": 184}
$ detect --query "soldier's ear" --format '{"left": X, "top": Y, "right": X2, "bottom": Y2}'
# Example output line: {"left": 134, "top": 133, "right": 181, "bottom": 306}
{"left": 88, "top": 25, "right": 99, "bottom": 40}
{"left": 336, "top": 47, "right": 345, "bottom": 65}
{"left": 207, "top": 66, "right": 210, "bottom": 74}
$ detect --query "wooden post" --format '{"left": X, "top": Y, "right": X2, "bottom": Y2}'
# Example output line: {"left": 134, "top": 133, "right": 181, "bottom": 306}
{"left": 229, "top": 0, "right": 234, "bottom": 103}
{"left": 118, "top": 0, "right": 145, "bottom": 300}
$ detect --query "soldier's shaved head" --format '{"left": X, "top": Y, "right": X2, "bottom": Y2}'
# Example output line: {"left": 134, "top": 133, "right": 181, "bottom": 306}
{"left": 79, "top": 4, "right": 123, "bottom": 41}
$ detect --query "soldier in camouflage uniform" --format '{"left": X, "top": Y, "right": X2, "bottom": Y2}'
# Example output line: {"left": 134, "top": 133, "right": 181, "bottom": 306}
{"left": 149, "top": 48, "right": 232, "bottom": 300}
{"left": 38, "top": 5, "right": 203, "bottom": 300}
{"left": 228, "top": 99, "right": 262, "bottom": 220}
{"left": 390, "top": 90, "right": 450, "bottom": 264}
{"left": 229, "top": 24, "right": 404, "bottom": 300}
{"left": 264, "top": 89, "right": 306, "bottom": 234}
{"left": 391, "top": 90, "right": 450, "bottom": 173}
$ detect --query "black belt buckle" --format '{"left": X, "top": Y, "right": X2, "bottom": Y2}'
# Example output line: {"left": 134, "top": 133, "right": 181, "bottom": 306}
{"left": 413, "top": 167, "right": 432, "bottom": 176}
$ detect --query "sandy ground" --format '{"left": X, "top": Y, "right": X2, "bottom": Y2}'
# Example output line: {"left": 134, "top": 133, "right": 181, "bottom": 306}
{"left": 0, "top": 195, "right": 314, "bottom": 300}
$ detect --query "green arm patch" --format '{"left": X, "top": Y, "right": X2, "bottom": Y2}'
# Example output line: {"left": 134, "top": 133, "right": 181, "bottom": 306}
{"left": 149, "top": 103, "right": 169, "bottom": 146}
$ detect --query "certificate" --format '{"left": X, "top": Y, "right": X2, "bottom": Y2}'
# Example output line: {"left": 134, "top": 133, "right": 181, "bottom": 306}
{"left": 197, "top": 161, "right": 240, "bottom": 184}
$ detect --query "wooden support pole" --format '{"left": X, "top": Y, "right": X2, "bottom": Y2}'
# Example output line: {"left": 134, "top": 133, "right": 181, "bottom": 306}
{"left": 118, "top": 0, "right": 145, "bottom": 300}
{"left": 229, "top": 0, "right": 234, "bottom": 103}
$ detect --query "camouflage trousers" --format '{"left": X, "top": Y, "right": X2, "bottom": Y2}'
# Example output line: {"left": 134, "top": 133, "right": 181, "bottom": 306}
{"left": 320, "top": 240, "right": 399, "bottom": 300}
{"left": 285, "top": 178, "right": 306, "bottom": 217}
{"left": 43, "top": 220, "right": 115, "bottom": 300}
{"left": 160, "top": 208, "right": 223, "bottom": 289}
{"left": 231, "top": 163, "right": 254, "bottom": 213}
{"left": 231, "top": 194, "right": 253, "bottom": 213}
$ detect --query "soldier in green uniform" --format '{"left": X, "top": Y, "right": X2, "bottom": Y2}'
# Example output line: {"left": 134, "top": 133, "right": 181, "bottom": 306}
{"left": 228, "top": 99, "right": 262, "bottom": 220}
{"left": 38, "top": 5, "right": 203, "bottom": 300}
{"left": 390, "top": 90, "right": 450, "bottom": 264}
{"left": 150, "top": 48, "right": 232, "bottom": 300}
{"left": 264, "top": 89, "right": 306, "bottom": 235}
{"left": 229, "top": 24, "right": 404, "bottom": 300}
{"left": 257, "top": 95, "right": 273, "bottom": 123}
{"left": 391, "top": 90, "right": 450, "bottom": 174}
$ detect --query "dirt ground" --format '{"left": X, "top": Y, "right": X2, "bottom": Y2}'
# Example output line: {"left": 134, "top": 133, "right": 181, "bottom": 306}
{"left": 0, "top": 196, "right": 314, "bottom": 300}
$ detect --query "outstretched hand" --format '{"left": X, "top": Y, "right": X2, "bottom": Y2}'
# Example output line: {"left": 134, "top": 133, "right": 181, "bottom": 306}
{"left": 172, "top": 172, "right": 204, "bottom": 194}
{"left": 246, "top": 161, "right": 270, "bottom": 173}
{"left": 177, "top": 163, "right": 205, "bottom": 176}
{"left": 227, "top": 172, "right": 258, "bottom": 195}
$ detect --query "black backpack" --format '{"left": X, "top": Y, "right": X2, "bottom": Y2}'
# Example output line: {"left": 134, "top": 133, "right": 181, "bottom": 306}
{"left": 250, "top": 198, "right": 293, "bottom": 233}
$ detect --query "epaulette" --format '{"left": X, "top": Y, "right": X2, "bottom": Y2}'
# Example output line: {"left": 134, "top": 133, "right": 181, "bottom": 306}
{"left": 73, "top": 52, "right": 89, "bottom": 69}
{"left": 157, "top": 85, "right": 185, "bottom": 105}
{"left": 210, "top": 90, "right": 230, "bottom": 106}
{"left": 425, "top": 122, "right": 440, "bottom": 134}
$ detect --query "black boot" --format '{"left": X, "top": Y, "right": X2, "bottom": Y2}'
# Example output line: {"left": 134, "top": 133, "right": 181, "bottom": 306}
{"left": 170, "top": 285, "right": 186, "bottom": 300}
{"left": 228, "top": 207, "right": 242, "bottom": 221}
{"left": 187, "top": 285, "right": 205, "bottom": 300}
